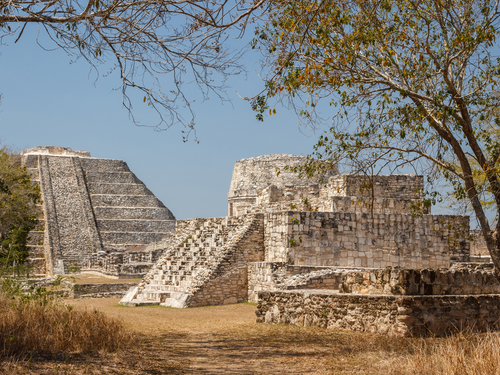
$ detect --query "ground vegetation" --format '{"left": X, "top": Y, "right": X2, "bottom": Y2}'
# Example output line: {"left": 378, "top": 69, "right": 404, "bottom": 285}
{"left": 1, "top": 300, "right": 499, "bottom": 374}
{"left": 0, "top": 147, "right": 40, "bottom": 271}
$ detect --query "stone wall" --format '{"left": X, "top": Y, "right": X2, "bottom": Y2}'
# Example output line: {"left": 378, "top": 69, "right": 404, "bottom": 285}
{"left": 328, "top": 175, "right": 424, "bottom": 200}
{"left": 339, "top": 267, "right": 500, "bottom": 295}
{"left": 246, "top": 186, "right": 427, "bottom": 216}
{"left": 256, "top": 290, "right": 500, "bottom": 337}
{"left": 470, "top": 229, "right": 488, "bottom": 256}
{"left": 82, "top": 249, "right": 165, "bottom": 278}
{"left": 227, "top": 154, "right": 337, "bottom": 217}
{"left": 264, "top": 211, "right": 470, "bottom": 268}
{"left": 232, "top": 172, "right": 427, "bottom": 217}
{"left": 187, "top": 215, "right": 265, "bottom": 307}
{"left": 247, "top": 262, "right": 359, "bottom": 302}
{"left": 63, "top": 281, "right": 138, "bottom": 298}
{"left": 121, "top": 214, "right": 266, "bottom": 308}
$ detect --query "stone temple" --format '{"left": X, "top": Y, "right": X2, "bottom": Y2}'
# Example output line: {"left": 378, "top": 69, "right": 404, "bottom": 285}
{"left": 22, "top": 146, "right": 175, "bottom": 277}
{"left": 23, "top": 147, "right": 500, "bottom": 336}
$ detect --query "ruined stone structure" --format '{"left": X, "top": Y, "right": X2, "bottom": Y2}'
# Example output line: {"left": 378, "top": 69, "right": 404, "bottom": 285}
{"left": 228, "top": 154, "right": 337, "bottom": 216}
{"left": 23, "top": 148, "right": 496, "bottom": 336}
{"left": 255, "top": 264, "right": 500, "bottom": 336}
{"left": 121, "top": 154, "right": 475, "bottom": 326}
{"left": 22, "top": 146, "right": 175, "bottom": 277}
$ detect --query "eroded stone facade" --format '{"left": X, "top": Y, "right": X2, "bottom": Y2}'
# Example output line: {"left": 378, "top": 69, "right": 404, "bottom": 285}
{"left": 22, "top": 146, "right": 175, "bottom": 276}
{"left": 120, "top": 154, "right": 478, "bottom": 321}
{"left": 24, "top": 149, "right": 498, "bottom": 335}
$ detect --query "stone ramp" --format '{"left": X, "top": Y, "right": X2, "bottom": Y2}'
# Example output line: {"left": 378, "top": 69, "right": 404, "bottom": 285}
{"left": 121, "top": 214, "right": 264, "bottom": 308}
{"left": 26, "top": 166, "right": 46, "bottom": 276}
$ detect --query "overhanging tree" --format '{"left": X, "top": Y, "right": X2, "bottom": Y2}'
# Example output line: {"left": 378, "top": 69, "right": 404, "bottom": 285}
{"left": 253, "top": 0, "right": 500, "bottom": 270}
{"left": 0, "top": 0, "right": 264, "bottom": 137}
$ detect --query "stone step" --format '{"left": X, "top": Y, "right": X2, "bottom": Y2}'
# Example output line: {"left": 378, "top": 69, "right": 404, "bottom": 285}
{"left": 96, "top": 219, "right": 175, "bottom": 233}
{"left": 144, "top": 284, "right": 187, "bottom": 293}
{"left": 90, "top": 194, "right": 166, "bottom": 208}
{"left": 27, "top": 231, "right": 44, "bottom": 246}
{"left": 27, "top": 258, "right": 46, "bottom": 275}
{"left": 28, "top": 245, "right": 45, "bottom": 257}
{"left": 122, "top": 300, "right": 160, "bottom": 307}
{"left": 126, "top": 215, "right": 254, "bottom": 306}
{"left": 100, "top": 231, "right": 171, "bottom": 245}
{"left": 88, "top": 183, "right": 152, "bottom": 196}
{"left": 80, "top": 158, "right": 130, "bottom": 172}
{"left": 94, "top": 206, "right": 175, "bottom": 220}
{"left": 86, "top": 171, "right": 141, "bottom": 184}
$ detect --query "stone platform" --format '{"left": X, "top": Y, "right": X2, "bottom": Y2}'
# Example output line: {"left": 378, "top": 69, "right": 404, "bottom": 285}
{"left": 256, "top": 289, "right": 500, "bottom": 337}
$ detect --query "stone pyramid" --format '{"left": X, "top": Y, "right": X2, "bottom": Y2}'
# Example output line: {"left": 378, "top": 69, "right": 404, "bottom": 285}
{"left": 22, "top": 146, "right": 175, "bottom": 276}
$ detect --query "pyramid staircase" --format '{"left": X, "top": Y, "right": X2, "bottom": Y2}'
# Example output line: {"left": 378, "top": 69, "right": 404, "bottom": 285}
{"left": 25, "top": 166, "right": 47, "bottom": 276}
{"left": 80, "top": 158, "right": 175, "bottom": 251}
{"left": 21, "top": 148, "right": 176, "bottom": 276}
{"left": 121, "top": 214, "right": 264, "bottom": 308}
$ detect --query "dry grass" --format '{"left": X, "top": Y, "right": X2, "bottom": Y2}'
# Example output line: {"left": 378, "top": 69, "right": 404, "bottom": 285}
{"left": 2, "top": 298, "right": 500, "bottom": 374}
{"left": 386, "top": 331, "right": 500, "bottom": 375}
{"left": 0, "top": 294, "right": 132, "bottom": 357}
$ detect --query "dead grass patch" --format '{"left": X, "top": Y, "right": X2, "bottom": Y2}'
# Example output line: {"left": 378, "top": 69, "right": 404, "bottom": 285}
{"left": 0, "top": 294, "right": 132, "bottom": 357}
{"left": 2, "top": 298, "right": 499, "bottom": 374}
{"left": 385, "top": 331, "right": 500, "bottom": 375}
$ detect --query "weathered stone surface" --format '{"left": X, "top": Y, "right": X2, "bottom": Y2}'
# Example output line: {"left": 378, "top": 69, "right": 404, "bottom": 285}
{"left": 121, "top": 214, "right": 265, "bottom": 307}
{"left": 339, "top": 267, "right": 500, "bottom": 295}
{"left": 256, "top": 290, "right": 500, "bottom": 337}
{"left": 63, "top": 281, "right": 137, "bottom": 298}
{"left": 248, "top": 262, "right": 357, "bottom": 302}
{"left": 264, "top": 211, "right": 469, "bottom": 268}
{"left": 21, "top": 146, "right": 176, "bottom": 276}
{"left": 22, "top": 149, "right": 497, "bottom": 336}
{"left": 227, "top": 154, "right": 337, "bottom": 217}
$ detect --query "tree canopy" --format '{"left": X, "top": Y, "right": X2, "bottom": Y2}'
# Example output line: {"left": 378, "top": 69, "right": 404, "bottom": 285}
{"left": 0, "top": 148, "right": 40, "bottom": 265}
{"left": 0, "top": 0, "right": 264, "bottom": 137}
{"left": 254, "top": 0, "right": 500, "bottom": 270}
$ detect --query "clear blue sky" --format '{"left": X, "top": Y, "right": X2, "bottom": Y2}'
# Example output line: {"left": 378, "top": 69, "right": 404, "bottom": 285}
{"left": 0, "top": 26, "right": 321, "bottom": 220}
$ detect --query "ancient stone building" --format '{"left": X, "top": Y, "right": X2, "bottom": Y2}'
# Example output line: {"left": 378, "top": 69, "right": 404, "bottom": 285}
{"left": 22, "top": 146, "right": 175, "bottom": 277}
{"left": 227, "top": 154, "right": 338, "bottom": 216}
{"left": 24, "top": 148, "right": 496, "bottom": 336}
{"left": 121, "top": 154, "right": 471, "bottom": 315}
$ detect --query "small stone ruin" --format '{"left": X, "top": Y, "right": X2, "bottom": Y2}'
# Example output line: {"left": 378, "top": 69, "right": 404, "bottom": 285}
{"left": 21, "top": 148, "right": 498, "bottom": 336}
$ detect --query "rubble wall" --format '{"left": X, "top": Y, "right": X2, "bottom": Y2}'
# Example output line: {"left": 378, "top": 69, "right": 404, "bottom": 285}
{"left": 256, "top": 290, "right": 500, "bottom": 337}
{"left": 328, "top": 175, "right": 424, "bottom": 199}
{"left": 228, "top": 154, "right": 337, "bottom": 216}
{"left": 248, "top": 262, "right": 352, "bottom": 302}
{"left": 264, "top": 211, "right": 470, "bottom": 268}
{"left": 339, "top": 267, "right": 500, "bottom": 295}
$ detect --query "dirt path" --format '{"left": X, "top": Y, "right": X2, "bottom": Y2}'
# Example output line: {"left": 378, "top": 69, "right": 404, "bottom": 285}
{"left": 60, "top": 298, "right": 406, "bottom": 374}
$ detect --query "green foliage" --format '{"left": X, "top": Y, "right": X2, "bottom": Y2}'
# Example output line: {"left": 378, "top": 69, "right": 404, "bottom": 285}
{"left": 255, "top": 0, "right": 500, "bottom": 262}
{"left": 0, "top": 147, "right": 40, "bottom": 270}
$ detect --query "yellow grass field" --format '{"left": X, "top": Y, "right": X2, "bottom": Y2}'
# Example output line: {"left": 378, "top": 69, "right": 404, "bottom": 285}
{"left": 2, "top": 298, "right": 500, "bottom": 374}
